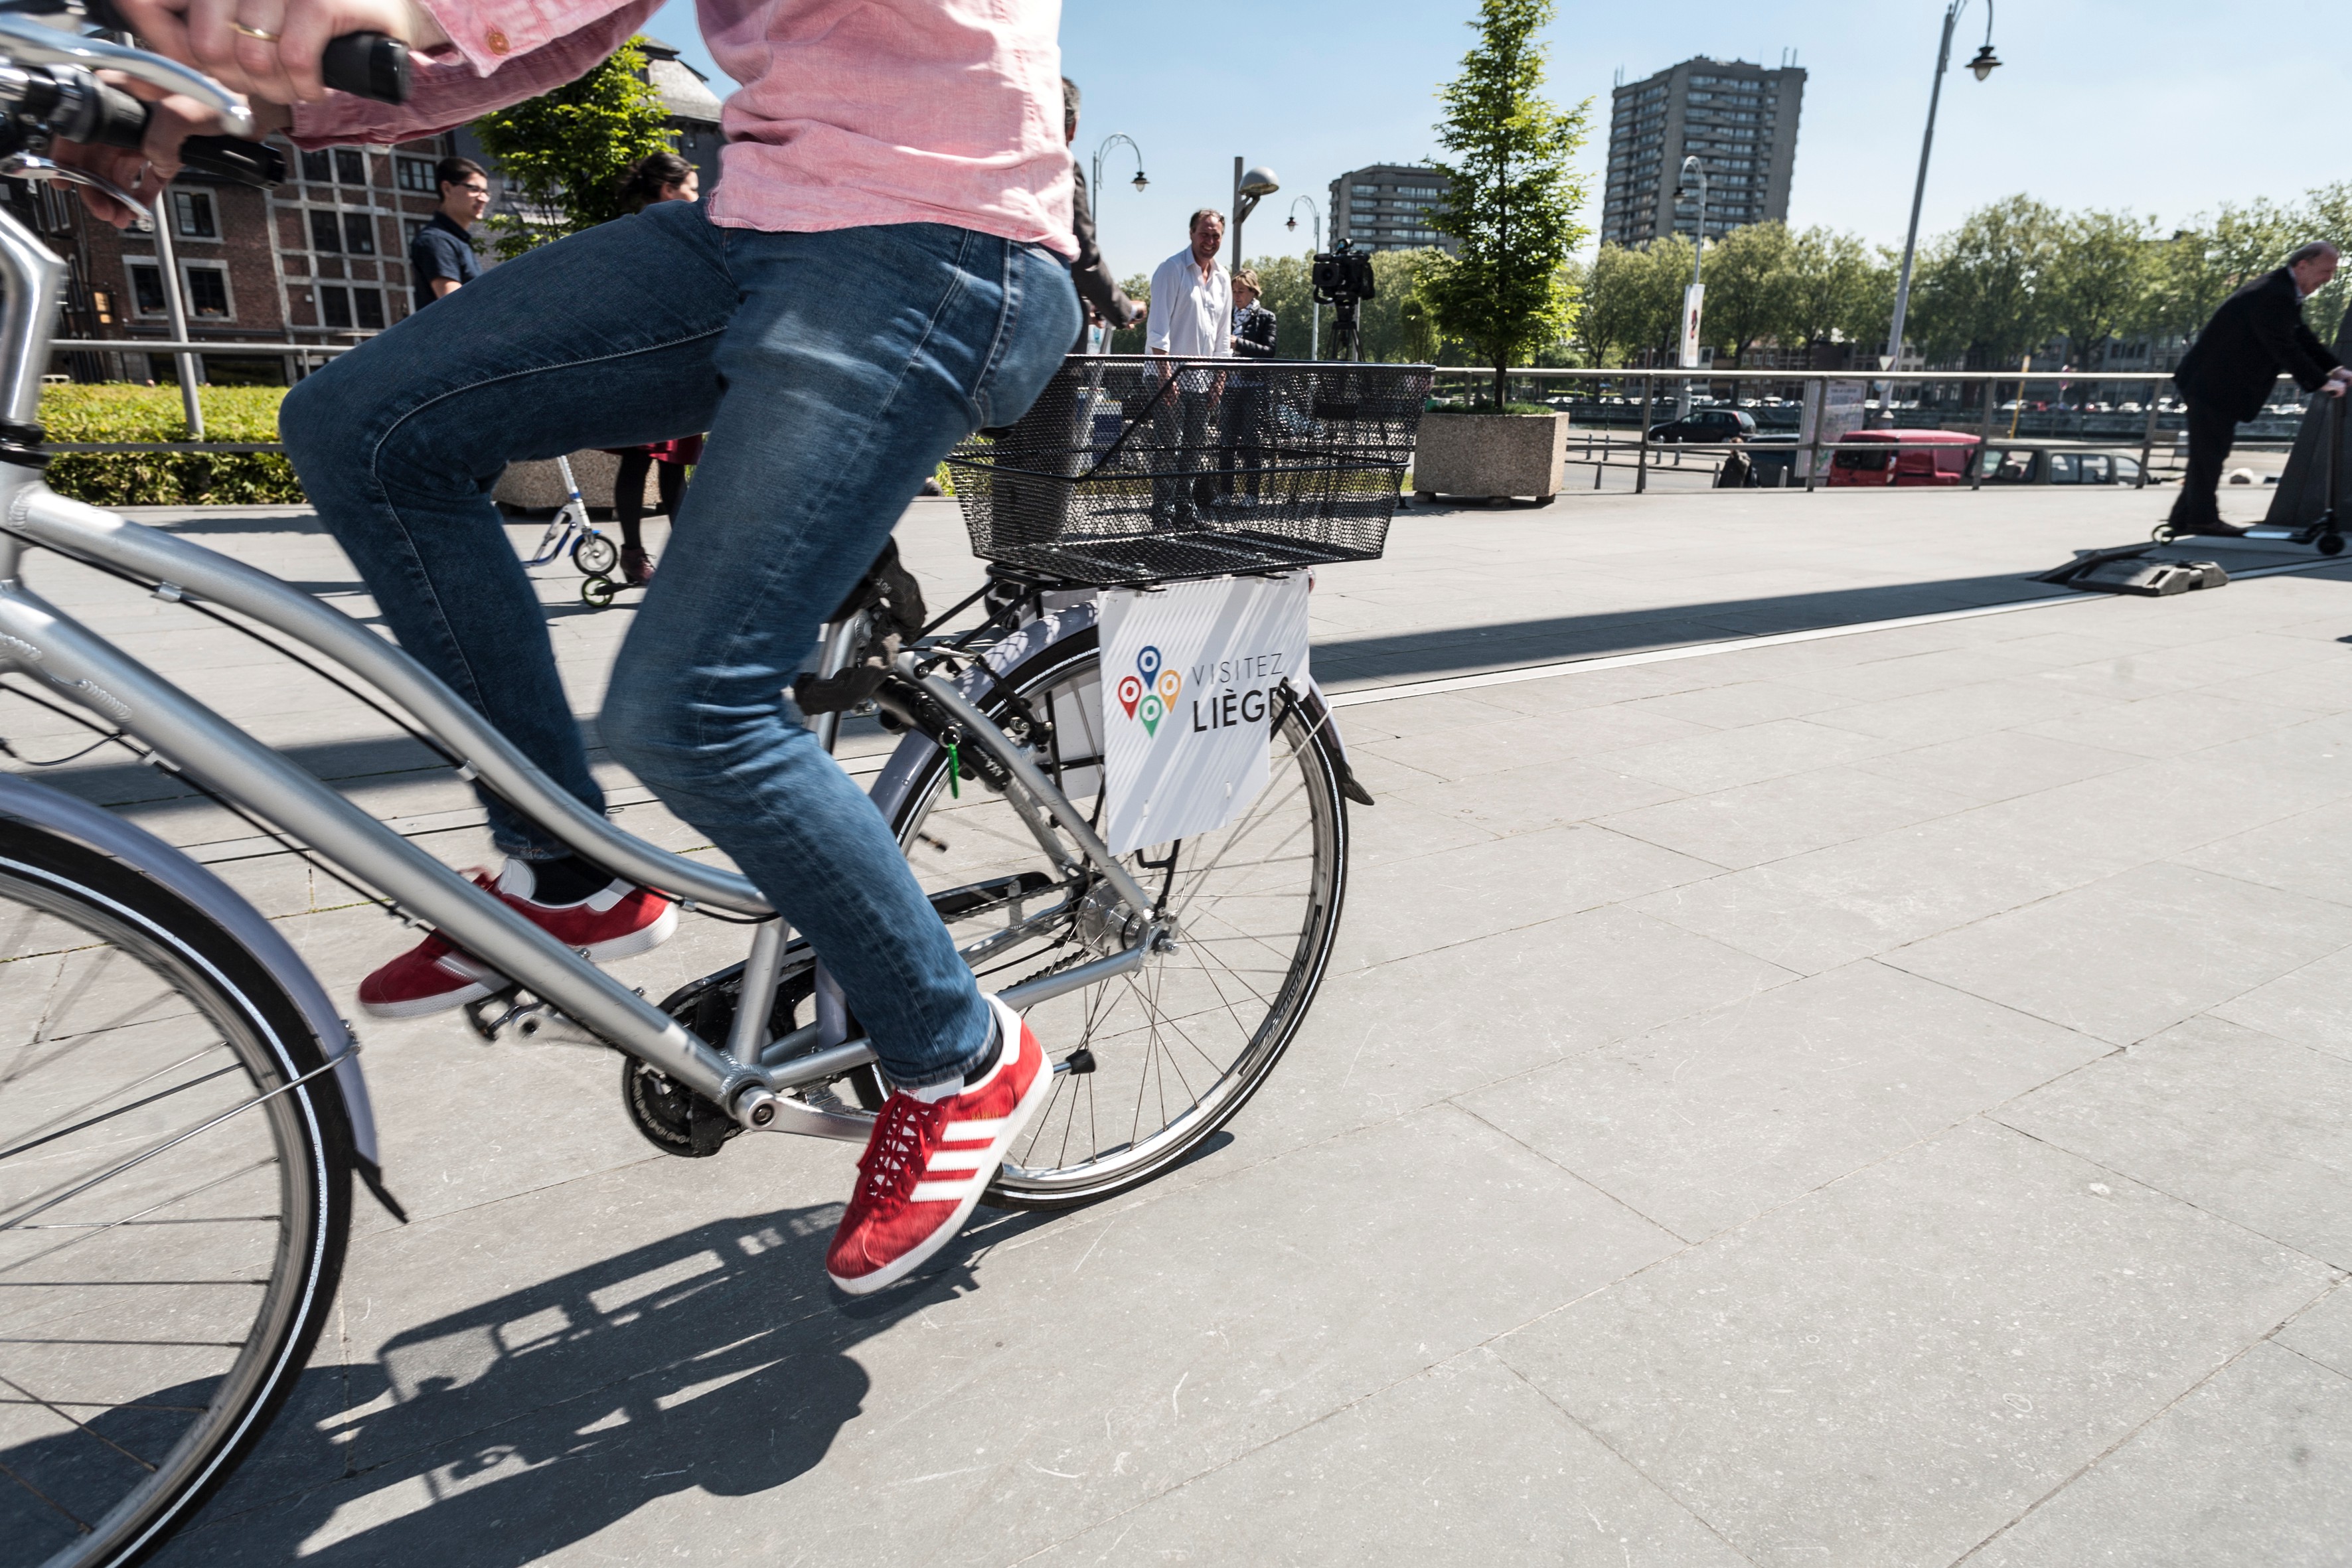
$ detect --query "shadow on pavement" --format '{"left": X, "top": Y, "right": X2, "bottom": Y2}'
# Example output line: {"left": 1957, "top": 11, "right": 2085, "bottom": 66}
{"left": 48, "top": 1201, "right": 1044, "bottom": 1566}
{"left": 1310, "top": 569, "right": 2080, "bottom": 686}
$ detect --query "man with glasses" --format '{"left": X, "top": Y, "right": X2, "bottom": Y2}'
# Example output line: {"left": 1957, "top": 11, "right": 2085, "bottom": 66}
{"left": 408, "top": 155, "right": 487, "bottom": 308}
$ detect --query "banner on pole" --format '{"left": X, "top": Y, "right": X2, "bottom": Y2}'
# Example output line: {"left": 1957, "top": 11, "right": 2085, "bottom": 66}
{"left": 1679, "top": 283, "right": 1706, "bottom": 369}
{"left": 1097, "top": 572, "right": 1311, "bottom": 857}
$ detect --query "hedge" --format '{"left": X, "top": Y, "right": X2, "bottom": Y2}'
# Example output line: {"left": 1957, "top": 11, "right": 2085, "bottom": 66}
{"left": 35, "top": 382, "right": 964, "bottom": 507}
{"left": 39, "top": 384, "right": 301, "bottom": 507}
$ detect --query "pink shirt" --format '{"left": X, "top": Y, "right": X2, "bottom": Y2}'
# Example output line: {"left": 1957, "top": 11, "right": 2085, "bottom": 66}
{"left": 290, "top": 0, "right": 1076, "bottom": 258}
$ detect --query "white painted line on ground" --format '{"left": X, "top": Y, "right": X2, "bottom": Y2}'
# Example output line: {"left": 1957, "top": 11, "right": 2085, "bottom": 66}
{"left": 1323, "top": 554, "right": 2352, "bottom": 710}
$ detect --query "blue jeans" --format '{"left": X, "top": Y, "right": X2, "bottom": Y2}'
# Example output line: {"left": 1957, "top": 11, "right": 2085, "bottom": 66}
{"left": 281, "top": 200, "right": 1079, "bottom": 1084}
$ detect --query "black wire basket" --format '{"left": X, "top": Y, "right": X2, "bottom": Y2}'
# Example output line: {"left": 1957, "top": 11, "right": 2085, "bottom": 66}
{"left": 947, "top": 356, "right": 1434, "bottom": 587}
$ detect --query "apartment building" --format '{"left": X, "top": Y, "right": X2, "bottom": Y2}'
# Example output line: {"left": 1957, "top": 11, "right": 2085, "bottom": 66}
{"left": 1600, "top": 57, "right": 1804, "bottom": 247}
{"left": 1326, "top": 164, "right": 1457, "bottom": 256}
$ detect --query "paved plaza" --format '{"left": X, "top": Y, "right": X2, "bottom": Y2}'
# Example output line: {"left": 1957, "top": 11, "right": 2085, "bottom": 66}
{"left": 8, "top": 479, "right": 2352, "bottom": 1565}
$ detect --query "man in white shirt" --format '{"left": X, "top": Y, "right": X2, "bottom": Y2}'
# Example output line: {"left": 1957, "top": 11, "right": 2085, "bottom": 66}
{"left": 1145, "top": 209, "right": 1232, "bottom": 526}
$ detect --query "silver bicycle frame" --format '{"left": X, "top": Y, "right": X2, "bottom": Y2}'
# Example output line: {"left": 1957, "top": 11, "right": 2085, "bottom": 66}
{"left": 0, "top": 200, "right": 1155, "bottom": 1139}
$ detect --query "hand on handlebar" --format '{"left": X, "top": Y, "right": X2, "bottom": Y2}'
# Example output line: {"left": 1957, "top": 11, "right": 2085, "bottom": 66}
{"left": 48, "top": 78, "right": 276, "bottom": 226}
{"left": 106, "top": 0, "right": 433, "bottom": 105}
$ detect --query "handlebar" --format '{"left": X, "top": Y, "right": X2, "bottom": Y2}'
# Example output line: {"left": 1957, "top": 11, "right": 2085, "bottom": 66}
{"left": 0, "top": 8, "right": 412, "bottom": 195}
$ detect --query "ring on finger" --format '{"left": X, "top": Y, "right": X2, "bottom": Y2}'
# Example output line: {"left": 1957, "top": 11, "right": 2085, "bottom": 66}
{"left": 230, "top": 20, "right": 281, "bottom": 40}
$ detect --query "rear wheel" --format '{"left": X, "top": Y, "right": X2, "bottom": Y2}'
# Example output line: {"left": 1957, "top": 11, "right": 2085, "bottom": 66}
{"left": 0, "top": 823, "right": 351, "bottom": 1567}
{"left": 572, "top": 533, "right": 618, "bottom": 578}
{"left": 884, "top": 625, "right": 1348, "bottom": 1209}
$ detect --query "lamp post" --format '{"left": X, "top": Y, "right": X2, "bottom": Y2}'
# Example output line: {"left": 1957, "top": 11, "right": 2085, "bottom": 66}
{"left": 1885, "top": 0, "right": 1999, "bottom": 395}
{"left": 1087, "top": 134, "right": 1148, "bottom": 353}
{"left": 1286, "top": 196, "right": 1322, "bottom": 360}
{"left": 1231, "top": 159, "right": 1279, "bottom": 291}
{"left": 1673, "top": 155, "right": 1708, "bottom": 419}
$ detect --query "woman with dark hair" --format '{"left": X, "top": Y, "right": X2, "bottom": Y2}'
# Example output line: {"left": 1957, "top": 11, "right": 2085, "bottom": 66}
{"left": 604, "top": 152, "right": 705, "bottom": 586}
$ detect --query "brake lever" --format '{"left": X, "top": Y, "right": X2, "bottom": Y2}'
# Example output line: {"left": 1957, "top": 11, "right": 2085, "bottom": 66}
{"left": 0, "top": 149, "right": 146, "bottom": 214}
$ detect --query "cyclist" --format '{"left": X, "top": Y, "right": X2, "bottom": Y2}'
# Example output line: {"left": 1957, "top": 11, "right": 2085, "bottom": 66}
{"left": 92, "top": 0, "right": 1082, "bottom": 1294}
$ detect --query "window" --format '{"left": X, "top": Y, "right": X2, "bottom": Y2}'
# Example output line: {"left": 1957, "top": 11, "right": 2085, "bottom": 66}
{"left": 1352, "top": 184, "right": 1377, "bottom": 196}
{"left": 396, "top": 155, "right": 436, "bottom": 193}
{"left": 172, "top": 189, "right": 216, "bottom": 238}
{"left": 334, "top": 148, "right": 365, "bottom": 185}
{"left": 318, "top": 285, "right": 351, "bottom": 329}
{"left": 309, "top": 209, "right": 341, "bottom": 252}
{"left": 183, "top": 265, "right": 230, "bottom": 319}
{"left": 406, "top": 218, "right": 429, "bottom": 247}
{"left": 353, "top": 288, "right": 385, "bottom": 330}
{"left": 301, "top": 149, "right": 329, "bottom": 184}
{"left": 342, "top": 212, "right": 376, "bottom": 255}
{"left": 127, "top": 262, "right": 163, "bottom": 315}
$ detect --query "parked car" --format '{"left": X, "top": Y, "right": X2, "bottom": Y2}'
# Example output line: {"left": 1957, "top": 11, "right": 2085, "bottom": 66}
{"left": 1824, "top": 429, "right": 1981, "bottom": 487}
{"left": 1975, "top": 447, "right": 2147, "bottom": 485}
{"left": 1647, "top": 407, "right": 1758, "bottom": 443}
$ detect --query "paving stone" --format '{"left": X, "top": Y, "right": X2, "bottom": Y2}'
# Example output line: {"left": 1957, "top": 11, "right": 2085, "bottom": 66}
{"left": 1495, "top": 1120, "right": 2337, "bottom": 1568}
{"left": 1025, "top": 1350, "right": 1751, "bottom": 1568}
{"left": 1997, "top": 1013, "right": 2352, "bottom": 1267}
{"left": 1850, "top": 728, "right": 2142, "bottom": 805}
{"left": 1597, "top": 763, "right": 1975, "bottom": 870}
{"left": 1887, "top": 861, "right": 2352, "bottom": 1045}
{"left": 2276, "top": 1283, "right": 2352, "bottom": 1379}
{"left": 1966, "top": 1344, "right": 2352, "bottom": 1568}
{"left": 1461, "top": 960, "right": 2104, "bottom": 1241}
{"left": 2210, "top": 947, "right": 2352, "bottom": 1063}
{"left": 1346, "top": 824, "right": 1719, "bottom": 966}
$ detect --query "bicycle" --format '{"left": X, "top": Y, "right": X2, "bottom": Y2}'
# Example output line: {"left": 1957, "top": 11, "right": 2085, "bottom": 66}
{"left": 0, "top": 25, "right": 1427, "bottom": 1563}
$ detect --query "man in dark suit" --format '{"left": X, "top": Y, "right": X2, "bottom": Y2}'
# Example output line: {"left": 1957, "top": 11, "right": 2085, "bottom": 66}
{"left": 1061, "top": 78, "right": 1142, "bottom": 353}
{"left": 2169, "top": 242, "right": 2349, "bottom": 536}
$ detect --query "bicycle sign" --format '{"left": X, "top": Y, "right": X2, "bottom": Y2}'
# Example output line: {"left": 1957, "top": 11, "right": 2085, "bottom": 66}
{"left": 1097, "top": 572, "right": 1310, "bottom": 855}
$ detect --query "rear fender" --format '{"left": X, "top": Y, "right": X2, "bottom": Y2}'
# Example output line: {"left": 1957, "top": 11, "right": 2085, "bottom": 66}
{"left": 0, "top": 770, "right": 400, "bottom": 1217}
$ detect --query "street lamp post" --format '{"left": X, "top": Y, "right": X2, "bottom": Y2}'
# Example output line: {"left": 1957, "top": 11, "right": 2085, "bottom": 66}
{"left": 1231, "top": 157, "right": 1279, "bottom": 289}
{"left": 1885, "top": 0, "right": 2000, "bottom": 401}
{"left": 1286, "top": 196, "right": 1322, "bottom": 360}
{"left": 1087, "top": 133, "right": 1148, "bottom": 353}
{"left": 1674, "top": 155, "right": 1708, "bottom": 420}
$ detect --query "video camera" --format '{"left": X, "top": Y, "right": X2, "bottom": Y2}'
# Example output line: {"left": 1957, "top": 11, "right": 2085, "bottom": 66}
{"left": 1311, "top": 239, "right": 1377, "bottom": 307}
{"left": 1311, "top": 239, "right": 1376, "bottom": 360}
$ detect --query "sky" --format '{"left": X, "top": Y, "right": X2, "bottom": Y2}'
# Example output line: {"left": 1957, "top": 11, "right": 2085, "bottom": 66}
{"left": 642, "top": 0, "right": 2343, "bottom": 284}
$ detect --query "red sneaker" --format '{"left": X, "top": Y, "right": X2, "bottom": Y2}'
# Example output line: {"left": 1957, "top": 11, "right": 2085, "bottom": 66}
{"left": 826, "top": 996, "right": 1050, "bottom": 1295}
{"left": 355, "top": 859, "right": 678, "bottom": 1018}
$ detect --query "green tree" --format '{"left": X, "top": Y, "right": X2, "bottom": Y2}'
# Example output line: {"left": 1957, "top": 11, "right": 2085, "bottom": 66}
{"left": 1780, "top": 227, "right": 1879, "bottom": 358}
{"left": 1907, "top": 195, "right": 2058, "bottom": 368}
{"left": 471, "top": 37, "right": 675, "bottom": 260}
{"left": 1575, "top": 240, "right": 1684, "bottom": 366}
{"left": 1419, "top": 0, "right": 1591, "bottom": 407}
{"left": 2044, "top": 209, "right": 2156, "bottom": 372}
{"left": 1701, "top": 220, "right": 1793, "bottom": 366}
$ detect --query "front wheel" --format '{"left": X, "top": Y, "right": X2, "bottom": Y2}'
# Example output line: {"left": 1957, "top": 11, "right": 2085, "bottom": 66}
{"left": 0, "top": 823, "right": 352, "bottom": 1567}
{"left": 572, "top": 532, "right": 618, "bottom": 578}
{"left": 884, "top": 624, "right": 1350, "bottom": 1210}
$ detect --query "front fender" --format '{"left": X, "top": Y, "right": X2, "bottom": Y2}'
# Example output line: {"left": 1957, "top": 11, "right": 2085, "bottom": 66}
{"left": 0, "top": 770, "right": 398, "bottom": 1215}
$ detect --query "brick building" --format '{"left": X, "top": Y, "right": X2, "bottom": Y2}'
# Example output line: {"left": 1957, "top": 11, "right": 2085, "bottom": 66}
{"left": 48, "top": 35, "right": 723, "bottom": 386}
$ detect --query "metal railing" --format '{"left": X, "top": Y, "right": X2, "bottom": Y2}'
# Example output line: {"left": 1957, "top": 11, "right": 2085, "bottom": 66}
{"left": 1421, "top": 366, "right": 2321, "bottom": 497}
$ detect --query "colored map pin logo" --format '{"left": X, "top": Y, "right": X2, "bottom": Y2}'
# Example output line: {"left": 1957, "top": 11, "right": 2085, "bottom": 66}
{"left": 1156, "top": 668, "right": 1182, "bottom": 708}
{"left": 1138, "top": 694, "right": 1163, "bottom": 736}
{"left": 1137, "top": 646, "right": 1162, "bottom": 681}
{"left": 1116, "top": 673, "right": 1142, "bottom": 718}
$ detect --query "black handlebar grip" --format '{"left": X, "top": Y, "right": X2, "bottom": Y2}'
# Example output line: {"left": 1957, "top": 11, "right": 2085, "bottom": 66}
{"left": 75, "top": 1, "right": 410, "bottom": 104}
{"left": 85, "top": 78, "right": 151, "bottom": 149}
{"left": 177, "top": 133, "right": 288, "bottom": 187}
{"left": 319, "top": 32, "right": 410, "bottom": 103}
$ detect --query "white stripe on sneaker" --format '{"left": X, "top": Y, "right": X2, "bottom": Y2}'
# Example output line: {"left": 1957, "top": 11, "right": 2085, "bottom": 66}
{"left": 941, "top": 1117, "right": 1006, "bottom": 1142}
{"left": 925, "top": 1150, "right": 994, "bottom": 1173}
{"left": 909, "top": 1177, "right": 985, "bottom": 1202}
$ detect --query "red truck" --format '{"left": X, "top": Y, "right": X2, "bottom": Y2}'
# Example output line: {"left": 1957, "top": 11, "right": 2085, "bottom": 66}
{"left": 1824, "top": 429, "right": 1982, "bottom": 487}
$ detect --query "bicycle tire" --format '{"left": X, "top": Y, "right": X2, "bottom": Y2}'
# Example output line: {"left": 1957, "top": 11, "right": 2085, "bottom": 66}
{"left": 571, "top": 533, "right": 618, "bottom": 578}
{"left": 882, "top": 623, "right": 1348, "bottom": 1210}
{"left": 0, "top": 822, "right": 352, "bottom": 1568}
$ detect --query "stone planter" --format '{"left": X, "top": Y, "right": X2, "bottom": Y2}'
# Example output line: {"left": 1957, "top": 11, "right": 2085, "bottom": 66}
{"left": 493, "top": 449, "right": 653, "bottom": 514}
{"left": 1411, "top": 411, "right": 1569, "bottom": 504}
